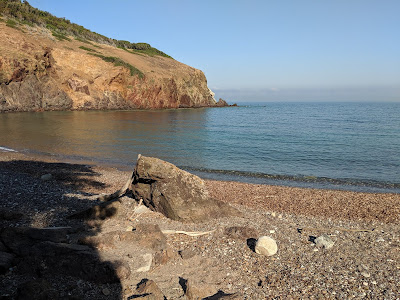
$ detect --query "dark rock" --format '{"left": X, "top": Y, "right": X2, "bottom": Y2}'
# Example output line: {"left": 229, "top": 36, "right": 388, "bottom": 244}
{"left": 135, "top": 279, "right": 166, "bottom": 300}
{"left": 204, "top": 291, "right": 243, "bottom": 300}
{"left": 132, "top": 155, "right": 239, "bottom": 222}
{"left": 152, "top": 247, "right": 177, "bottom": 267}
{"left": 216, "top": 98, "right": 229, "bottom": 107}
{"left": 185, "top": 279, "right": 218, "bottom": 300}
{"left": 79, "top": 224, "right": 167, "bottom": 251}
{"left": 16, "top": 279, "right": 59, "bottom": 300}
{"left": 0, "top": 209, "right": 23, "bottom": 221}
{"left": 0, "top": 251, "right": 15, "bottom": 274}
{"left": 19, "top": 241, "right": 128, "bottom": 283}
{"left": 178, "top": 248, "right": 197, "bottom": 260}
{"left": 0, "top": 240, "right": 7, "bottom": 252}
{"left": 224, "top": 226, "right": 258, "bottom": 240}
{"left": 0, "top": 227, "right": 68, "bottom": 256}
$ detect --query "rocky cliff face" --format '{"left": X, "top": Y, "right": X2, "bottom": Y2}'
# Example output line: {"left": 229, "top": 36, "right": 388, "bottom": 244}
{"left": 0, "top": 23, "right": 218, "bottom": 112}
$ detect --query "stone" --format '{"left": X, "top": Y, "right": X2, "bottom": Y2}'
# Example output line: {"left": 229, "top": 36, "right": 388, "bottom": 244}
{"left": 0, "top": 209, "right": 23, "bottom": 221}
{"left": 135, "top": 279, "right": 166, "bottom": 300}
{"left": 361, "top": 271, "right": 371, "bottom": 278}
{"left": 0, "top": 240, "right": 7, "bottom": 252}
{"left": 184, "top": 279, "right": 218, "bottom": 300}
{"left": 152, "top": 247, "right": 177, "bottom": 267}
{"left": 204, "top": 291, "right": 243, "bottom": 299}
{"left": 40, "top": 173, "right": 52, "bottom": 181}
{"left": 224, "top": 226, "right": 258, "bottom": 240}
{"left": 131, "top": 155, "right": 239, "bottom": 222}
{"left": 135, "top": 253, "right": 153, "bottom": 272}
{"left": 0, "top": 227, "right": 69, "bottom": 256}
{"left": 314, "top": 234, "right": 335, "bottom": 249}
{"left": 102, "top": 288, "right": 110, "bottom": 296}
{"left": 178, "top": 248, "right": 197, "bottom": 260}
{"left": 18, "top": 241, "right": 129, "bottom": 283}
{"left": 16, "top": 279, "right": 59, "bottom": 300}
{"left": 79, "top": 224, "right": 167, "bottom": 251}
{"left": 255, "top": 236, "right": 278, "bottom": 256}
{"left": 0, "top": 251, "right": 15, "bottom": 274}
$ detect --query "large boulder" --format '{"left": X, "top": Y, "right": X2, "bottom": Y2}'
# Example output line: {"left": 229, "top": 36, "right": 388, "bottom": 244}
{"left": 131, "top": 155, "right": 239, "bottom": 222}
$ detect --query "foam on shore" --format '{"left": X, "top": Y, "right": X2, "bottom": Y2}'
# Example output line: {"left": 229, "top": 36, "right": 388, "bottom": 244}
{"left": 0, "top": 146, "right": 17, "bottom": 152}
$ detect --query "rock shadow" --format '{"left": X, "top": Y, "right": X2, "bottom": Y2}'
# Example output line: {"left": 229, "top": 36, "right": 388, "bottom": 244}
{"left": 246, "top": 237, "right": 257, "bottom": 252}
{"left": 0, "top": 160, "right": 123, "bottom": 299}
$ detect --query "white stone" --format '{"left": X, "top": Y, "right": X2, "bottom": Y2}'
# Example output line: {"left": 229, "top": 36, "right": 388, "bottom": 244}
{"left": 136, "top": 253, "right": 152, "bottom": 272}
{"left": 40, "top": 173, "right": 52, "bottom": 181}
{"left": 134, "top": 204, "right": 150, "bottom": 214}
{"left": 255, "top": 236, "right": 278, "bottom": 256}
{"left": 314, "top": 234, "right": 335, "bottom": 249}
{"left": 361, "top": 272, "right": 371, "bottom": 278}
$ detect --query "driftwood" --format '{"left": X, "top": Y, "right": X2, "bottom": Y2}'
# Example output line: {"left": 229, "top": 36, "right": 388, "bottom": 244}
{"left": 161, "top": 229, "right": 216, "bottom": 237}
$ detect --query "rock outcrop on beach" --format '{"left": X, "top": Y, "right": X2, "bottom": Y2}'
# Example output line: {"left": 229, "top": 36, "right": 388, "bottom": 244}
{"left": 0, "top": 6, "right": 218, "bottom": 112}
{"left": 132, "top": 155, "right": 240, "bottom": 222}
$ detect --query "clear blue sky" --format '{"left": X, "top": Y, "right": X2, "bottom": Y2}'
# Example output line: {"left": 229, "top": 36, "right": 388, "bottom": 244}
{"left": 29, "top": 0, "right": 400, "bottom": 102}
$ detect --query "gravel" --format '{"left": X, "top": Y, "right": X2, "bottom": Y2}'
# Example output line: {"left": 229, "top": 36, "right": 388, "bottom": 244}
{"left": 0, "top": 151, "right": 399, "bottom": 299}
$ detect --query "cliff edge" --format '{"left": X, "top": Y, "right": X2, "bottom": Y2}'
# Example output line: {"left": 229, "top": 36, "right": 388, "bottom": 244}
{"left": 0, "top": 18, "right": 217, "bottom": 111}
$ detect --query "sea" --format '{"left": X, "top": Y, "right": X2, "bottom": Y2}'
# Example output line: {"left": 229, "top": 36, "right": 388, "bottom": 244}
{"left": 1, "top": 102, "right": 399, "bottom": 193}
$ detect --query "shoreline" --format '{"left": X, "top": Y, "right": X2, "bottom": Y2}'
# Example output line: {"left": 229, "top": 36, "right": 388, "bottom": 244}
{"left": 3, "top": 146, "right": 400, "bottom": 195}
{"left": 1, "top": 150, "right": 399, "bottom": 224}
{"left": 1, "top": 150, "right": 399, "bottom": 298}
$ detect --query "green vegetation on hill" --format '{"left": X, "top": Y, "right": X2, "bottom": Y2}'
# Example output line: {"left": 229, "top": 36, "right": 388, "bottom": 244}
{"left": 88, "top": 53, "right": 144, "bottom": 79}
{"left": 79, "top": 46, "right": 98, "bottom": 53}
{"left": 0, "top": 0, "right": 171, "bottom": 58}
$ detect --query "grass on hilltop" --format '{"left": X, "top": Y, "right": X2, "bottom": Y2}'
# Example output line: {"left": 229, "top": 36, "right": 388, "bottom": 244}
{"left": 0, "top": 0, "right": 171, "bottom": 58}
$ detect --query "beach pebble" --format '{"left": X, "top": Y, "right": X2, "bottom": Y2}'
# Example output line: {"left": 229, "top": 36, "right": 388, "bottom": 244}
{"left": 361, "top": 272, "right": 371, "bottom": 278}
{"left": 255, "top": 236, "right": 278, "bottom": 256}
{"left": 102, "top": 288, "right": 110, "bottom": 296}
{"left": 314, "top": 234, "right": 335, "bottom": 249}
{"left": 40, "top": 174, "right": 52, "bottom": 181}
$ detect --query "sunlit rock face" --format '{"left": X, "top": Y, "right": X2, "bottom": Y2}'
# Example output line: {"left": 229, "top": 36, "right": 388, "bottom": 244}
{"left": 0, "top": 24, "right": 217, "bottom": 112}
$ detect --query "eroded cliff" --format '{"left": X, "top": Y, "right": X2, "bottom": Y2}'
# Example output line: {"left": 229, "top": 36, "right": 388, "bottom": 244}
{"left": 0, "top": 22, "right": 217, "bottom": 112}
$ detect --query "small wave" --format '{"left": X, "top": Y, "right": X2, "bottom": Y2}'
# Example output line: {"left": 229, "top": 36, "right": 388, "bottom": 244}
{"left": 181, "top": 166, "right": 400, "bottom": 193}
{"left": 0, "top": 146, "right": 17, "bottom": 152}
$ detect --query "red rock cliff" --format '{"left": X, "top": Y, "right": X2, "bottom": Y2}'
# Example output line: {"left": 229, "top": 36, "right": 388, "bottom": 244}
{"left": 0, "top": 23, "right": 217, "bottom": 112}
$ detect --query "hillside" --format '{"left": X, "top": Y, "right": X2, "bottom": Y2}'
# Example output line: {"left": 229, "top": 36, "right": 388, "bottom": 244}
{"left": 0, "top": 0, "right": 219, "bottom": 111}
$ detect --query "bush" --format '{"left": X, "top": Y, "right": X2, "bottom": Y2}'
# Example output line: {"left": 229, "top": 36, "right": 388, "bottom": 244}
{"left": 51, "top": 31, "right": 71, "bottom": 41}
{"left": 6, "top": 18, "right": 17, "bottom": 28}
{"left": 88, "top": 53, "right": 144, "bottom": 79}
{"left": 79, "top": 46, "right": 98, "bottom": 52}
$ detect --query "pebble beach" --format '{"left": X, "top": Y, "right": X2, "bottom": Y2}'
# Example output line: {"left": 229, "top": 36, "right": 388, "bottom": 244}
{"left": 0, "top": 151, "right": 399, "bottom": 299}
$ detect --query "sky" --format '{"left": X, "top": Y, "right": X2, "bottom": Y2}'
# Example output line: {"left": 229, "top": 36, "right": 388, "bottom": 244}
{"left": 28, "top": 0, "right": 400, "bottom": 102}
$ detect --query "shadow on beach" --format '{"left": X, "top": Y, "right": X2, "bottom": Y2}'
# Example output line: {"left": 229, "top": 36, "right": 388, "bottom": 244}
{"left": 0, "top": 160, "right": 124, "bottom": 299}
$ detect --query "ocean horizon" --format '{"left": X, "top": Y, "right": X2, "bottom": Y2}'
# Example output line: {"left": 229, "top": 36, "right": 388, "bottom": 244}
{"left": 1, "top": 101, "right": 399, "bottom": 193}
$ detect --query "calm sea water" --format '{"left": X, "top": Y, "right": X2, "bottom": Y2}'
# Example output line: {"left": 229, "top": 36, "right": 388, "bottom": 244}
{"left": 1, "top": 102, "right": 399, "bottom": 193}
